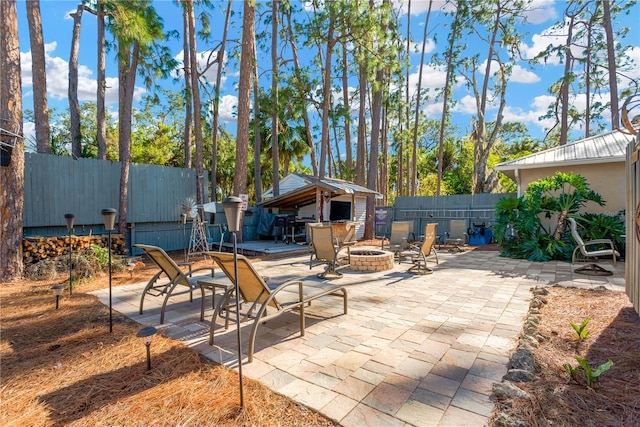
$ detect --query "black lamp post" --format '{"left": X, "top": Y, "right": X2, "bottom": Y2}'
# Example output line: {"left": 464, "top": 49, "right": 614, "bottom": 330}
{"left": 64, "top": 213, "right": 75, "bottom": 295}
{"left": 136, "top": 326, "right": 157, "bottom": 371}
{"left": 51, "top": 285, "right": 65, "bottom": 309}
{"left": 222, "top": 196, "right": 245, "bottom": 409}
{"left": 101, "top": 208, "right": 117, "bottom": 333}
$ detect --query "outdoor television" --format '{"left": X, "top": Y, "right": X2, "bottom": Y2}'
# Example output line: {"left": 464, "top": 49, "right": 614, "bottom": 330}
{"left": 330, "top": 201, "right": 351, "bottom": 221}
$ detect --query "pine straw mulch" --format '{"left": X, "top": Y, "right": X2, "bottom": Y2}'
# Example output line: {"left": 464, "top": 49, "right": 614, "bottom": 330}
{"left": 492, "top": 286, "right": 640, "bottom": 427}
{"left": 0, "top": 255, "right": 337, "bottom": 427}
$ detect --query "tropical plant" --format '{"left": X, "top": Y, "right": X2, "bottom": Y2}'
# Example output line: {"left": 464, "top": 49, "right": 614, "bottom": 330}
{"left": 494, "top": 172, "right": 605, "bottom": 262}
{"left": 577, "top": 212, "right": 626, "bottom": 255}
{"left": 570, "top": 317, "right": 591, "bottom": 341}
{"left": 564, "top": 357, "right": 613, "bottom": 389}
{"left": 526, "top": 172, "right": 604, "bottom": 239}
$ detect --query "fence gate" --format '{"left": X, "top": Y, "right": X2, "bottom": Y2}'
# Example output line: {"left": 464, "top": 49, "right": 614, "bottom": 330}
{"left": 625, "top": 124, "right": 640, "bottom": 313}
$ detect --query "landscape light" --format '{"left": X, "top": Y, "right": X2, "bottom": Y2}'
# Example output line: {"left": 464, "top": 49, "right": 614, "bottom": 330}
{"left": 101, "top": 208, "right": 117, "bottom": 333}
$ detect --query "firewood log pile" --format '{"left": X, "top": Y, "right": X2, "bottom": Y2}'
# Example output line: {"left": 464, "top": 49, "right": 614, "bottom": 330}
{"left": 23, "top": 234, "right": 127, "bottom": 265}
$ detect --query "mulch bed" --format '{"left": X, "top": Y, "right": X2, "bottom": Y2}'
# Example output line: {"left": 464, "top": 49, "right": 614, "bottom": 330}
{"left": 492, "top": 287, "right": 640, "bottom": 426}
{"left": 0, "top": 260, "right": 336, "bottom": 427}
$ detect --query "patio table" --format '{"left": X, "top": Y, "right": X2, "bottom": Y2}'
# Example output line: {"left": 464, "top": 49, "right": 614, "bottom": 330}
{"left": 197, "top": 278, "right": 234, "bottom": 343}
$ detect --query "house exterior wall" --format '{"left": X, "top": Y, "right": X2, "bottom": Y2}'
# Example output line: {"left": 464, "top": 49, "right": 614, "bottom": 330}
{"left": 518, "top": 161, "right": 625, "bottom": 215}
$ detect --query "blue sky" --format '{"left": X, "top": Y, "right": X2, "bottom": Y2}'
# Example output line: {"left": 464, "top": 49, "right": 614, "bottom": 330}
{"left": 16, "top": 0, "right": 640, "bottom": 148}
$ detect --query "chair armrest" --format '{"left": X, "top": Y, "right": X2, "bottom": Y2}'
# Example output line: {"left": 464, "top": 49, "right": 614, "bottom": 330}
{"left": 267, "top": 280, "right": 305, "bottom": 303}
{"left": 190, "top": 266, "right": 215, "bottom": 277}
{"left": 177, "top": 262, "right": 193, "bottom": 273}
{"left": 583, "top": 239, "right": 615, "bottom": 249}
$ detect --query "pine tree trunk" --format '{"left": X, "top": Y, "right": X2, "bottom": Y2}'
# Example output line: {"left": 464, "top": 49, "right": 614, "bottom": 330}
{"left": 96, "top": 0, "right": 107, "bottom": 159}
{"left": 25, "top": 0, "right": 51, "bottom": 154}
{"left": 0, "top": 0, "right": 25, "bottom": 281}
{"left": 69, "top": 5, "right": 83, "bottom": 158}
{"left": 270, "top": 0, "right": 280, "bottom": 196}
{"left": 253, "top": 40, "right": 262, "bottom": 200}
{"left": 341, "top": 44, "right": 353, "bottom": 173}
{"left": 602, "top": 0, "right": 619, "bottom": 130}
{"left": 117, "top": 42, "right": 139, "bottom": 234}
{"left": 356, "top": 63, "right": 366, "bottom": 187}
{"left": 210, "top": 0, "right": 232, "bottom": 202}
{"left": 411, "top": 0, "right": 433, "bottom": 196}
{"left": 318, "top": 8, "right": 335, "bottom": 180}
{"left": 183, "top": 3, "right": 192, "bottom": 169}
{"left": 234, "top": 0, "right": 255, "bottom": 196}
{"left": 186, "top": 0, "right": 204, "bottom": 209}
{"left": 284, "top": 8, "right": 317, "bottom": 177}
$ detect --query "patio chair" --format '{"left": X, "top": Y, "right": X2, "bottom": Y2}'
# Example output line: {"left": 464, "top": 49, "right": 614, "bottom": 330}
{"left": 381, "top": 221, "right": 415, "bottom": 262}
{"left": 309, "top": 224, "right": 353, "bottom": 279}
{"left": 135, "top": 243, "right": 214, "bottom": 323}
{"left": 204, "top": 251, "right": 348, "bottom": 362}
{"left": 445, "top": 219, "right": 469, "bottom": 252}
{"left": 404, "top": 223, "right": 439, "bottom": 274}
{"left": 567, "top": 218, "right": 619, "bottom": 276}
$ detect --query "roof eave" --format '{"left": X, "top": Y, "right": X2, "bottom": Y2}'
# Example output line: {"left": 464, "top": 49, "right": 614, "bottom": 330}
{"left": 494, "top": 156, "right": 625, "bottom": 172}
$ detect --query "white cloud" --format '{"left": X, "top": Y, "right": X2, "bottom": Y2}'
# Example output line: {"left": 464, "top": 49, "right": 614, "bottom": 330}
{"left": 522, "top": 0, "right": 558, "bottom": 25}
{"left": 620, "top": 46, "right": 640, "bottom": 91}
{"left": 452, "top": 94, "right": 478, "bottom": 115}
{"left": 500, "top": 95, "right": 556, "bottom": 135}
{"left": 172, "top": 49, "right": 226, "bottom": 88}
{"left": 411, "top": 39, "right": 436, "bottom": 56}
{"left": 22, "top": 121, "right": 36, "bottom": 151}
{"left": 407, "top": 63, "right": 448, "bottom": 97}
{"left": 21, "top": 41, "right": 143, "bottom": 106}
{"left": 510, "top": 64, "right": 541, "bottom": 83}
{"left": 218, "top": 94, "right": 238, "bottom": 122}
{"left": 398, "top": 0, "right": 451, "bottom": 16}
{"left": 333, "top": 86, "right": 359, "bottom": 114}
{"left": 522, "top": 17, "right": 590, "bottom": 64}
{"left": 422, "top": 99, "right": 445, "bottom": 117}
{"left": 303, "top": 0, "right": 323, "bottom": 12}
{"left": 476, "top": 59, "right": 540, "bottom": 84}
{"left": 520, "top": 22, "right": 566, "bottom": 63}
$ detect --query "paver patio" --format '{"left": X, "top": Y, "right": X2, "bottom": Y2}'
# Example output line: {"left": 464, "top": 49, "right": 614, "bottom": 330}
{"left": 92, "top": 249, "right": 625, "bottom": 426}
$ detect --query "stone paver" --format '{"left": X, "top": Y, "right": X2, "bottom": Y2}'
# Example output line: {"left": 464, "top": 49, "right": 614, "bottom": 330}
{"left": 92, "top": 249, "right": 625, "bottom": 427}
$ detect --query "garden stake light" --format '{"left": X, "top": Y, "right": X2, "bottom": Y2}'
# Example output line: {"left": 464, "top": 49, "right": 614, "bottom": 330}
{"left": 64, "top": 213, "right": 74, "bottom": 295}
{"left": 101, "top": 208, "right": 117, "bottom": 333}
{"left": 222, "top": 196, "right": 245, "bottom": 409}
{"left": 136, "top": 326, "right": 157, "bottom": 372}
{"left": 51, "top": 285, "right": 64, "bottom": 309}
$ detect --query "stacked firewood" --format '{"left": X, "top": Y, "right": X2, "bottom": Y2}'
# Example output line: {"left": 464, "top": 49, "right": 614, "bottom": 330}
{"left": 23, "top": 234, "right": 127, "bottom": 265}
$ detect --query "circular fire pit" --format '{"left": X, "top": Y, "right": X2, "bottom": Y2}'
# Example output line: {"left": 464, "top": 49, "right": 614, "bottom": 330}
{"left": 349, "top": 250, "right": 394, "bottom": 272}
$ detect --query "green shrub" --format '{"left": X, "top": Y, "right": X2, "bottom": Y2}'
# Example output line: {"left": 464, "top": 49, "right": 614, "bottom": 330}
{"left": 577, "top": 212, "right": 625, "bottom": 254}
{"left": 495, "top": 172, "right": 606, "bottom": 262}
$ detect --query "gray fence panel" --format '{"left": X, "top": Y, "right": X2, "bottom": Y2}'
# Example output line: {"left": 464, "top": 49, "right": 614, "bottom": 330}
{"left": 129, "top": 163, "right": 200, "bottom": 223}
{"left": 390, "top": 193, "right": 515, "bottom": 240}
{"left": 23, "top": 154, "right": 208, "bottom": 254}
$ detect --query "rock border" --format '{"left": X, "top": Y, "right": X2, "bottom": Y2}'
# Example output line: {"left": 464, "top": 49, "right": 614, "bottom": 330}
{"left": 491, "top": 286, "right": 550, "bottom": 427}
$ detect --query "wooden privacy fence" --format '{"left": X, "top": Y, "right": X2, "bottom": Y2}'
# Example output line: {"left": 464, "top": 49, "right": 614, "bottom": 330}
{"left": 626, "top": 134, "right": 640, "bottom": 314}
{"left": 23, "top": 153, "right": 205, "bottom": 253}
